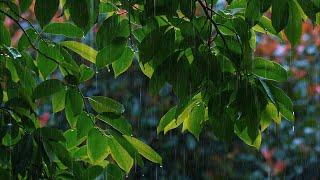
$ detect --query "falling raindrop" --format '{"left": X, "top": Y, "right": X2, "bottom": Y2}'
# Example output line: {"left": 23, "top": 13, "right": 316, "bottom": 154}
{"left": 95, "top": 68, "right": 98, "bottom": 91}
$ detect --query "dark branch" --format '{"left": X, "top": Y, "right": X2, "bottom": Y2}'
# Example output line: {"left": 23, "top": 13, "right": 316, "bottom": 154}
{"left": 0, "top": 0, "right": 47, "bottom": 44}
{"left": 197, "top": 0, "right": 230, "bottom": 51}
{"left": 0, "top": 9, "right": 60, "bottom": 65}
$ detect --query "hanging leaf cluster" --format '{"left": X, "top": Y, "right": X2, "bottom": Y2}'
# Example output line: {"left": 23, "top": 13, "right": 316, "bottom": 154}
{"left": 1, "top": 0, "right": 319, "bottom": 178}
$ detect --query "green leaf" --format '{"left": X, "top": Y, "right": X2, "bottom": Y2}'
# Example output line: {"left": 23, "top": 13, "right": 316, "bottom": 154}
{"left": 64, "top": 129, "right": 85, "bottom": 150}
{"left": 16, "top": 63, "right": 36, "bottom": 94}
{"left": 266, "top": 102, "right": 281, "bottom": 124}
{"left": 80, "top": 166, "right": 104, "bottom": 180}
{"left": 261, "top": 102, "right": 281, "bottom": 131}
{"left": 87, "top": 128, "right": 110, "bottom": 163}
{"left": 234, "top": 121, "right": 262, "bottom": 149}
{"left": 124, "top": 135, "right": 162, "bottom": 164}
{"left": 249, "top": 29, "right": 257, "bottom": 49}
{"left": 108, "top": 136, "right": 133, "bottom": 173}
{"left": 112, "top": 47, "right": 134, "bottom": 77}
{"left": 66, "top": 0, "right": 100, "bottom": 32}
{"left": 208, "top": 94, "right": 234, "bottom": 142}
{"left": 33, "top": 79, "right": 64, "bottom": 99}
{"left": 65, "top": 88, "right": 84, "bottom": 117}
{"left": 139, "top": 61, "right": 154, "bottom": 78}
{"left": 0, "top": 23, "right": 10, "bottom": 46}
{"left": 215, "top": 35, "right": 242, "bottom": 55}
{"left": 37, "top": 41, "right": 62, "bottom": 79}
{"left": 88, "top": 96, "right": 125, "bottom": 114}
{"left": 34, "top": 0, "right": 59, "bottom": 27}
{"left": 47, "top": 141, "right": 81, "bottom": 173}
{"left": 96, "top": 39, "right": 127, "bottom": 68}
{"left": 19, "top": 0, "right": 33, "bottom": 12}
{"left": 52, "top": 90, "right": 66, "bottom": 113}
{"left": 97, "top": 115, "right": 132, "bottom": 136}
{"left": 96, "top": 15, "right": 121, "bottom": 49}
{"left": 99, "top": 2, "right": 118, "bottom": 13}
{"left": 104, "top": 163, "right": 125, "bottom": 180}
{"left": 79, "top": 64, "right": 95, "bottom": 82}
{"left": 139, "top": 27, "right": 176, "bottom": 64}
{"left": 61, "top": 41, "right": 97, "bottom": 63}
{"left": 296, "top": 0, "right": 318, "bottom": 22}
{"left": 59, "top": 48, "right": 81, "bottom": 75}
{"left": 161, "top": 96, "right": 202, "bottom": 134}
{"left": 73, "top": 145, "right": 88, "bottom": 160}
{"left": 108, "top": 130, "right": 144, "bottom": 168}
{"left": 285, "top": 0, "right": 302, "bottom": 47}
{"left": 260, "top": 112, "right": 272, "bottom": 132}
{"left": 145, "top": 0, "right": 179, "bottom": 16}
{"left": 257, "top": 16, "right": 278, "bottom": 35}
{"left": 245, "top": 0, "right": 262, "bottom": 24}
{"left": 271, "top": 0, "right": 289, "bottom": 32}
{"left": 218, "top": 55, "right": 236, "bottom": 73}
{"left": 18, "top": 28, "right": 38, "bottom": 50}
{"left": 182, "top": 102, "right": 205, "bottom": 139}
{"left": 12, "top": 135, "right": 33, "bottom": 174}
{"left": 180, "top": 0, "right": 195, "bottom": 18}
{"left": 157, "top": 106, "right": 177, "bottom": 134}
{"left": 76, "top": 112, "right": 94, "bottom": 139}
{"left": 2, "top": 127, "right": 21, "bottom": 146}
{"left": 269, "top": 84, "right": 294, "bottom": 121}
{"left": 259, "top": 80, "right": 276, "bottom": 104}
{"left": 6, "top": 59, "right": 19, "bottom": 82}
{"left": 313, "top": 0, "right": 320, "bottom": 7}
{"left": 252, "top": 57, "right": 287, "bottom": 82}
{"left": 43, "top": 22, "right": 84, "bottom": 38}
{"left": 261, "top": 0, "right": 271, "bottom": 12}
{"left": 65, "top": 105, "right": 78, "bottom": 128}
{"left": 0, "top": 86, "right": 3, "bottom": 103}
{"left": 34, "top": 127, "right": 66, "bottom": 142}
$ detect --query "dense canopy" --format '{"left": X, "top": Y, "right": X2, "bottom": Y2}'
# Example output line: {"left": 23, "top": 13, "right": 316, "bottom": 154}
{"left": 0, "top": 0, "right": 319, "bottom": 179}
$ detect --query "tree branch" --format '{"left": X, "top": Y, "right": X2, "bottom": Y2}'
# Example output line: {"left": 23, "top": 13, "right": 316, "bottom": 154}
{"left": 0, "top": 9, "right": 60, "bottom": 65}
{"left": 0, "top": 0, "right": 47, "bottom": 44}
{"left": 197, "top": 0, "right": 230, "bottom": 51}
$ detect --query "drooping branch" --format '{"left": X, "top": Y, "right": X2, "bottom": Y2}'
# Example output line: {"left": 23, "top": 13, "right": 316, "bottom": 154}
{"left": 0, "top": 9, "right": 61, "bottom": 65}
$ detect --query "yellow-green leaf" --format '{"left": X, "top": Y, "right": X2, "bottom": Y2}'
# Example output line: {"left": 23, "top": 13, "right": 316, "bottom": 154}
{"left": 61, "top": 41, "right": 97, "bottom": 63}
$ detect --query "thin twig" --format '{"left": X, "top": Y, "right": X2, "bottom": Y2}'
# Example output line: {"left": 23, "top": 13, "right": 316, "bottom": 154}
{"left": 216, "top": 22, "right": 243, "bottom": 51}
{"left": 0, "top": 0, "right": 47, "bottom": 44}
{"left": 197, "top": 0, "right": 230, "bottom": 51}
{"left": 77, "top": 87, "right": 96, "bottom": 125}
{"left": 0, "top": 9, "right": 60, "bottom": 65}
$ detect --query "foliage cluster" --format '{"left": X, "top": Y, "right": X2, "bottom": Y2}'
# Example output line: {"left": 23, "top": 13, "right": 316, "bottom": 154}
{"left": 0, "top": 0, "right": 319, "bottom": 178}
